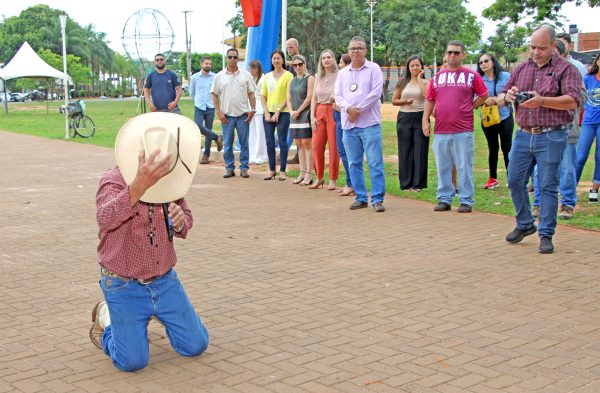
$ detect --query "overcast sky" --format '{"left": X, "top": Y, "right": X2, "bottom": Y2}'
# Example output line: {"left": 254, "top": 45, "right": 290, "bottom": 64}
{"left": 1, "top": 0, "right": 598, "bottom": 58}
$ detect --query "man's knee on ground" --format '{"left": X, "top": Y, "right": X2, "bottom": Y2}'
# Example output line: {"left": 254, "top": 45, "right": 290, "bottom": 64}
{"left": 177, "top": 334, "right": 209, "bottom": 357}
{"left": 114, "top": 356, "right": 149, "bottom": 372}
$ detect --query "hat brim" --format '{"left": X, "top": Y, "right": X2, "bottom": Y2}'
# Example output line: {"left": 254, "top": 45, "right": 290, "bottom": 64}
{"left": 115, "top": 112, "right": 201, "bottom": 203}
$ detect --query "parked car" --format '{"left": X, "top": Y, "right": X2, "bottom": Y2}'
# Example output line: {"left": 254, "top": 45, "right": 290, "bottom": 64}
{"left": 9, "top": 92, "right": 28, "bottom": 102}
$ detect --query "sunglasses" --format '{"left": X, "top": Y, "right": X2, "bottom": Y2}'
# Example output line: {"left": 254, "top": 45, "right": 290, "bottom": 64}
{"left": 478, "top": 59, "right": 490, "bottom": 65}
{"left": 348, "top": 47, "right": 366, "bottom": 52}
{"left": 446, "top": 50, "right": 462, "bottom": 56}
{"left": 155, "top": 58, "right": 165, "bottom": 62}
{"left": 227, "top": 55, "right": 238, "bottom": 60}
{"left": 292, "top": 63, "right": 304, "bottom": 68}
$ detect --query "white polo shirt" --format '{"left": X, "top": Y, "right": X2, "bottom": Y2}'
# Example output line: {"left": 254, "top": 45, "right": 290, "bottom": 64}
{"left": 211, "top": 68, "right": 256, "bottom": 117}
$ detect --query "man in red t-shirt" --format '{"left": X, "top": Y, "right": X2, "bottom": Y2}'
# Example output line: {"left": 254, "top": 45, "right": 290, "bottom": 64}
{"left": 423, "top": 40, "right": 488, "bottom": 213}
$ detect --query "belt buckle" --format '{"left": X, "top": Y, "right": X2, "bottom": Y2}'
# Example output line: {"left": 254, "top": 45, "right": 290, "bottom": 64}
{"left": 531, "top": 127, "right": 544, "bottom": 134}
{"left": 137, "top": 277, "right": 156, "bottom": 285}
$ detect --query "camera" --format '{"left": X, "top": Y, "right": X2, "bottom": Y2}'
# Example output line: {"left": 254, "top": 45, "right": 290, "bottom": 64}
{"left": 515, "top": 92, "right": 534, "bottom": 104}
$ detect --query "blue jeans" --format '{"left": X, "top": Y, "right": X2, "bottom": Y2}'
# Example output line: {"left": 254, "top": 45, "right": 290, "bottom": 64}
{"left": 576, "top": 123, "right": 600, "bottom": 185}
{"left": 194, "top": 107, "right": 217, "bottom": 156}
{"left": 507, "top": 129, "right": 567, "bottom": 238}
{"left": 222, "top": 114, "right": 250, "bottom": 171}
{"left": 432, "top": 132, "right": 475, "bottom": 206}
{"left": 533, "top": 143, "right": 577, "bottom": 208}
{"left": 333, "top": 110, "right": 352, "bottom": 188}
{"left": 100, "top": 269, "right": 209, "bottom": 372}
{"left": 264, "top": 112, "right": 291, "bottom": 172}
{"left": 342, "top": 124, "right": 385, "bottom": 204}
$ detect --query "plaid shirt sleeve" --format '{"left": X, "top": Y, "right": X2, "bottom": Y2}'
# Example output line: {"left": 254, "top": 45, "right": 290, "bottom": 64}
{"left": 560, "top": 63, "right": 583, "bottom": 106}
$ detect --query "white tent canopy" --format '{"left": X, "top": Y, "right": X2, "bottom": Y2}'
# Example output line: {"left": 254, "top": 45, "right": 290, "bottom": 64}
{"left": 0, "top": 41, "right": 68, "bottom": 80}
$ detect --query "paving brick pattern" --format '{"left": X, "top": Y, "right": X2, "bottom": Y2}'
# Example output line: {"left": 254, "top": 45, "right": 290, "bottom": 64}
{"left": 1, "top": 130, "right": 600, "bottom": 392}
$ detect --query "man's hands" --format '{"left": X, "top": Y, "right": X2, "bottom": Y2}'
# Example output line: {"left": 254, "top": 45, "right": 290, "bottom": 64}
{"left": 422, "top": 119, "right": 431, "bottom": 137}
{"left": 347, "top": 106, "right": 361, "bottom": 123}
{"left": 128, "top": 149, "right": 172, "bottom": 206}
{"left": 217, "top": 111, "right": 229, "bottom": 125}
{"left": 149, "top": 103, "right": 157, "bottom": 112}
{"left": 245, "top": 111, "right": 255, "bottom": 123}
{"left": 167, "top": 101, "right": 178, "bottom": 111}
{"left": 485, "top": 97, "right": 498, "bottom": 106}
{"left": 168, "top": 202, "right": 185, "bottom": 231}
{"left": 518, "top": 91, "right": 545, "bottom": 108}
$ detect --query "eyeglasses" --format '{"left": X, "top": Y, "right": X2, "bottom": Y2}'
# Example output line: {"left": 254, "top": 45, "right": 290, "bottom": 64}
{"left": 227, "top": 55, "right": 238, "bottom": 60}
{"left": 155, "top": 58, "right": 165, "bottom": 62}
{"left": 348, "top": 47, "right": 366, "bottom": 52}
{"left": 478, "top": 59, "right": 490, "bottom": 65}
{"left": 292, "top": 63, "right": 304, "bottom": 68}
{"left": 446, "top": 50, "right": 462, "bottom": 56}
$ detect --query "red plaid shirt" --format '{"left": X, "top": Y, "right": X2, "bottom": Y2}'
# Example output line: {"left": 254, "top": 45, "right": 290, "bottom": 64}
{"left": 501, "top": 52, "right": 582, "bottom": 128}
{"left": 96, "top": 167, "right": 192, "bottom": 280}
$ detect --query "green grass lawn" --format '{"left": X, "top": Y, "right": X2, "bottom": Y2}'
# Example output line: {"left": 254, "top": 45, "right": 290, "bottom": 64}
{"left": 1, "top": 98, "right": 598, "bottom": 230}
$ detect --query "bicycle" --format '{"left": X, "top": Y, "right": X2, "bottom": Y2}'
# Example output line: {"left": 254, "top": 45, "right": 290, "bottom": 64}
{"left": 59, "top": 99, "right": 96, "bottom": 138}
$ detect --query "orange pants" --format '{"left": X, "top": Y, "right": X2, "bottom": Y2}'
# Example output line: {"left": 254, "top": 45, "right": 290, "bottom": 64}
{"left": 313, "top": 104, "right": 339, "bottom": 180}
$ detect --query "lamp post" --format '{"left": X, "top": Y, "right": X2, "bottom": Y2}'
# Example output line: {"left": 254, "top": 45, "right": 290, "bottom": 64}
{"left": 59, "top": 14, "right": 69, "bottom": 139}
{"left": 367, "top": 0, "right": 377, "bottom": 62}
{"left": 183, "top": 11, "right": 193, "bottom": 84}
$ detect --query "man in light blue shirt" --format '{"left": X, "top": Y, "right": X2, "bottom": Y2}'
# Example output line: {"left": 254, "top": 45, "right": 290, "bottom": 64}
{"left": 557, "top": 33, "right": 588, "bottom": 76}
{"left": 190, "top": 57, "right": 222, "bottom": 164}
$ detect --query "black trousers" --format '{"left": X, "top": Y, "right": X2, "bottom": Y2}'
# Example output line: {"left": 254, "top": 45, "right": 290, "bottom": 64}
{"left": 396, "top": 111, "right": 429, "bottom": 190}
{"left": 481, "top": 115, "right": 514, "bottom": 179}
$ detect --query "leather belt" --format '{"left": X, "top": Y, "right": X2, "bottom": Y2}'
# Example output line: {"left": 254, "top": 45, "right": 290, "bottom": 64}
{"left": 521, "top": 125, "right": 566, "bottom": 134}
{"left": 101, "top": 267, "right": 160, "bottom": 285}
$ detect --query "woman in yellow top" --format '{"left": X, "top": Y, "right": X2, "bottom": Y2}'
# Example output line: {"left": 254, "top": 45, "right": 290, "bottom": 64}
{"left": 261, "top": 49, "right": 294, "bottom": 180}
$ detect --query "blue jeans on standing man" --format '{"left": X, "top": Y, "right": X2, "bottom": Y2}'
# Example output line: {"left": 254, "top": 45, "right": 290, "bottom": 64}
{"left": 575, "top": 123, "right": 600, "bottom": 185}
{"left": 222, "top": 114, "right": 250, "bottom": 171}
{"left": 333, "top": 110, "right": 352, "bottom": 188}
{"left": 507, "top": 129, "right": 567, "bottom": 238}
{"left": 264, "top": 112, "right": 291, "bottom": 173}
{"left": 432, "top": 132, "right": 475, "bottom": 206}
{"left": 342, "top": 124, "right": 385, "bottom": 205}
{"left": 533, "top": 142, "right": 577, "bottom": 208}
{"left": 194, "top": 107, "right": 218, "bottom": 156}
{"left": 100, "top": 269, "right": 209, "bottom": 372}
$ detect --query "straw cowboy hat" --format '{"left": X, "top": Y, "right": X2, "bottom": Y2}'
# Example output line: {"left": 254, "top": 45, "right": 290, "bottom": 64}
{"left": 115, "top": 112, "right": 201, "bottom": 203}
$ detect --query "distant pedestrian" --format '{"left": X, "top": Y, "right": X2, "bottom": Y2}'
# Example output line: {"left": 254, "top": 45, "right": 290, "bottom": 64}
{"left": 190, "top": 56, "right": 223, "bottom": 164}
{"left": 287, "top": 55, "right": 315, "bottom": 185}
{"left": 476, "top": 53, "right": 514, "bottom": 190}
{"left": 261, "top": 49, "right": 294, "bottom": 180}
{"left": 392, "top": 55, "right": 430, "bottom": 191}
{"left": 334, "top": 36, "right": 386, "bottom": 212}
{"left": 310, "top": 49, "right": 339, "bottom": 190}
{"left": 248, "top": 60, "right": 268, "bottom": 165}
{"left": 423, "top": 40, "right": 489, "bottom": 213}
{"left": 143, "top": 53, "right": 182, "bottom": 114}
{"left": 211, "top": 48, "right": 256, "bottom": 179}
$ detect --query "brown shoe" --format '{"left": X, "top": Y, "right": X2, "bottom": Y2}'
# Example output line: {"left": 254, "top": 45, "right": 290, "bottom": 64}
{"left": 240, "top": 169, "right": 249, "bottom": 178}
{"left": 216, "top": 135, "right": 223, "bottom": 152}
{"left": 558, "top": 204, "right": 574, "bottom": 220}
{"left": 200, "top": 154, "right": 209, "bottom": 164}
{"left": 89, "top": 301, "right": 106, "bottom": 349}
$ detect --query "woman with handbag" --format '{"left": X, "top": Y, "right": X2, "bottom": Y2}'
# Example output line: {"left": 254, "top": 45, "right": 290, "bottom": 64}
{"left": 476, "top": 53, "right": 514, "bottom": 189}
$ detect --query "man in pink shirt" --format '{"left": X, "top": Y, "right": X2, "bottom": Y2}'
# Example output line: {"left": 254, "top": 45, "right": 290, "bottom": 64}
{"left": 423, "top": 40, "right": 488, "bottom": 213}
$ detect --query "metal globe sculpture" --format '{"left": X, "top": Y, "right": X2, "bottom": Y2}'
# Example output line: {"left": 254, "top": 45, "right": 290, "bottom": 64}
{"left": 121, "top": 8, "right": 175, "bottom": 66}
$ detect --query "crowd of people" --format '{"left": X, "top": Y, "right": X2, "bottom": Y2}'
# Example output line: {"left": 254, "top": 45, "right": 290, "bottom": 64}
{"left": 143, "top": 26, "right": 600, "bottom": 252}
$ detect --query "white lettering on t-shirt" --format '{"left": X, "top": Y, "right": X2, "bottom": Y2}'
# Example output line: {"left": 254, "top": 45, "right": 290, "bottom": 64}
{"left": 435, "top": 70, "right": 475, "bottom": 88}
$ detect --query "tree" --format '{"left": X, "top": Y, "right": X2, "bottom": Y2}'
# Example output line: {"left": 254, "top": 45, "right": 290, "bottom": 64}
{"left": 483, "top": 0, "right": 600, "bottom": 24}
{"left": 226, "top": 0, "right": 247, "bottom": 49}
{"left": 482, "top": 24, "right": 529, "bottom": 68}
{"left": 377, "top": 0, "right": 482, "bottom": 65}
{"left": 287, "top": 0, "right": 368, "bottom": 70}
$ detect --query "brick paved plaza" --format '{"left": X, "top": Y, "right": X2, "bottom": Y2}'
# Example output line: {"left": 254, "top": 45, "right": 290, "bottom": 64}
{"left": 1, "top": 130, "right": 600, "bottom": 392}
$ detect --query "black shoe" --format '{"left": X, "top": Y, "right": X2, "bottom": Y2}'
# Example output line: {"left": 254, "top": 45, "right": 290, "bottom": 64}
{"left": 240, "top": 170, "right": 249, "bottom": 178}
{"left": 539, "top": 237, "right": 554, "bottom": 254}
{"left": 286, "top": 152, "right": 299, "bottom": 164}
{"left": 457, "top": 204, "right": 472, "bottom": 213}
{"left": 505, "top": 225, "right": 537, "bottom": 243}
{"left": 434, "top": 202, "right": 451, "bottom": 211}
{"left": 216, "top": 135, "right": 223, "bottom": 152}
{"left": 349, "top": 201, "right": 368, "bottom": 210}
{"left": 223, "top": 170, "right": 235, "bottom": 178}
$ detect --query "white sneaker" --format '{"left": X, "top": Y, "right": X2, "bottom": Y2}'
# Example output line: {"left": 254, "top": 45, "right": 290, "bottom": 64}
{"left": 590, "top": 189, "right": 599, "bottom": 203}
